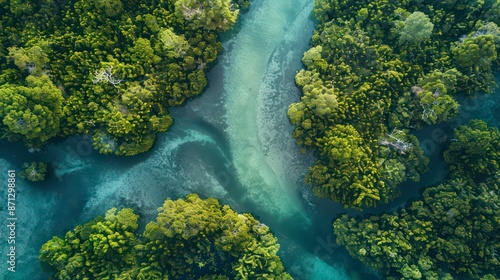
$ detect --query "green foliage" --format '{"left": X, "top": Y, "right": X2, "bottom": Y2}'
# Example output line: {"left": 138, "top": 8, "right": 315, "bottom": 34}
{"left": 397, "top": 11, "right": 434, "bottom": 44}
{"left": 307, "top": 124, "right": 382, "bottom": 208}
{"left": 40, "top": 208, "right": 139, "bottom": 279}
{"left": 174, "top": 0, "right": 239, "bottom": 32}
{"left": 1, "top": 0, "right": 247, "bottom": 155}
{"left": 333, "top": 121, "right": 500, "bottom": 279}
{"left": 444, "top": 120, "right": 500, "bottom": 181}
{"left": 452, "top": 34, "right": 497, "bottom": 93}
{"left": 290, "top": 0, "right": 498, "bottom": 208}
{"left": 158, "top": 28, "right": 190, "bottom": 59}
{"left": 19, "top": 161, "right": 47, "bottom": 182}
{"left": 8, "top": 43, "right": 50, "bottom": 76}
{"left": 0, "top": 75, "right": 63, "bottom": 146}
{"left": 40, "top": 194, "right": 292, "bottom": 280}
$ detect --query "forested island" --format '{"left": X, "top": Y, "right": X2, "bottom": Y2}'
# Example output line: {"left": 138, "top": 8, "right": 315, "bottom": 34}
{"left": 0, "top": 0, "right": 248, "bottom": 156}
{"left": 40, "top": 194, "right": 292, "bottom": 279}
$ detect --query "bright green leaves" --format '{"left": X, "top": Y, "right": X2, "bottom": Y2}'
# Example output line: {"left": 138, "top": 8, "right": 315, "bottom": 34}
{"left": 174, "top": 0, "right": 239, "bottom": 32}
{"left": 397, "top": 11, "right": 434, "bottom": 44}
{"left": 147, "top": 194, "right": 222, "bottom": 239}
{"left": 291, "top": 0, "right": 500, "bottom": 210}
{"left": 0, "top": 75, "right": 63, "bottom": 145}
{"left": 453, "top": 35, "right": 497, "bottom": 69}
{"left": 40, "top": 237, "right": 72, "bottom": 271}
{"left": 307, "top": 124, "right": 384, "bottom": 208}
{"left": 319, "top": 124, "right": 364, "bottom": 161}
{"left": 129, "top": 38, "right": 160, "bottom": 69}
{"left": 452, "top": 34, "right": 497, "bottom": 93}
{"left": 302, "top": 45, "right": 328, "bottom": 71}
{"left": 144, "top": 194, "right": 291, "bottom": 279}
{"left": 106, "top": 208, "right": 139, "bottom": 231}
{"left": 416, "top": 90, "right": 459, "bottom": 124}
{"left": 158, "top": 28, "right": 190, "bottom": 59}
{"left": 40, "top": 194, "right": 291, "bottom": 280}
{"left": 8, "top": 44, "right": 50, "bottom": 76}
{"left": 40, "top": 208, "right": 139, "bottom": 279}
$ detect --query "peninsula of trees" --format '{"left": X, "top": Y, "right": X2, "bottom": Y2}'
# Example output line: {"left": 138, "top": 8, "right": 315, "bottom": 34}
{"left": 289, "top": 0, "right": 500, "bottom": 208}
{"left": 40, "top": 194, "right": 292, "bottom": 279}
{"left": 0, "top": 0, "right": 248, "bottom": 155}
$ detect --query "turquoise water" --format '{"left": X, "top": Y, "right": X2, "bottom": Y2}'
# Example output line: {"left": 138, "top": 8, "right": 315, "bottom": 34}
{"left": 1, "top": 0, "right": 499, "bottom": 279}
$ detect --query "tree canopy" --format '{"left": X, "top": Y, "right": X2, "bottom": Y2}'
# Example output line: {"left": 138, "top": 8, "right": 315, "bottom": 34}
{"left": 333, "top": 120, "right": 500, "bottom": 279}
{"left": 0, "top": 0, "right": 249, "bottom": 155}
{"left": 397, "top": 11, "right": 434, "bottom": 44}
{"left": 40, "top": 194, "right": 292, "bottom": 279}
{"left": 289, "top": 0, "right": 500, "bottom": 208}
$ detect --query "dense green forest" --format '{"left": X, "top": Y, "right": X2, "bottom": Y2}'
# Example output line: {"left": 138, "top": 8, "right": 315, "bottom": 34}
{"left": 0, "top": 0, "right": 248, "bottom": 155}
{"left": 40, "top": 194, "right": 292, "bottom": 279}
{"left": 288, "top": 0, "right": 500, "bottom": 208}
{"left": 289, "top": 0, "right": 500, "bottom": 278}
{"left": 333, "top": 120, "right": 500, "bottom": 279}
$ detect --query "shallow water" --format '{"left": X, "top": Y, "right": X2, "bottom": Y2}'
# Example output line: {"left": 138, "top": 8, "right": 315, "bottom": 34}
{"left": 1, "top": 0, "right": 499, "bottom": 279}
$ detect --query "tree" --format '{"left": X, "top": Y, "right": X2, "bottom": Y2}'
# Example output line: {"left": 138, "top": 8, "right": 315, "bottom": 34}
{"left": 453, "top": 35, "right": 497, "bottom": 70}
{"left": 40, "top": 208, "right": 140, "bottom": 279}
{"left": 289, "top": 0, "right": 498, "bottom": 209}
{"left": 333, "top": 121, "right": 500, "bottom": 279}
{"left": 0, "top": 75, "right": 64, "bottom": 145}
{"left": 1, "top": 0, "right": 245, "bottom": 156}
{"left": 158, "top": 28, "right": 190, "bottom": 59}
{"left": 19, "top": 161, "right": 47, "bottom": 182}
{"left": 8, "top": 44, "right": 50, "bottom": 76}
{"left": 307, "top": 124, "right": 384, "bottom": 208}
{"left": 397, "top": 11, "right": 434, "bottom": 44}
{"left": 174, "top": 0, "right": 239, "bottom": 32}
{"left": 444, "top": 120, "right": 500, "bottom": 180}
{"left": 93, "top": 0, "right": 123, "bottom": 17}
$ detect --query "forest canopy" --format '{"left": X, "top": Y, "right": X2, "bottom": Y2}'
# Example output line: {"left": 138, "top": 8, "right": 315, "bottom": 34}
{"left": 333, "top": 120, "right": 500, "bottom": 279}
{"left": 289, "top": 0, "right": 500, "bottom": 208}
{"left": 0, "top": 0, "right": 249, "bottom": 155}
{"left": 39, "top": 194, "right": 292, "bottom": 279}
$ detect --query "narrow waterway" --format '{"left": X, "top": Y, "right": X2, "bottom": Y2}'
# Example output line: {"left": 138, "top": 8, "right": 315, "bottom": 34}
{"left": 1, "top": 1, "right": 499, "bottom": 279}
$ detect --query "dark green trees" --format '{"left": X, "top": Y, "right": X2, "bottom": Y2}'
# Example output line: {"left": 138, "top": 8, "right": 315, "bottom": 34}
{"left": 444, "top": 120, "right": 500, "bottom": 181}
{"left": 40, "top": 194, "right": 292, "bottom": 279}
{"left": 333, "top": 121, "right": 500, "bottom": 279}
{"left": 19, "top": 161, "right": 48, "bottom": 182}
{"left": 289, "top": 0, "right": 499, "bottom": 208}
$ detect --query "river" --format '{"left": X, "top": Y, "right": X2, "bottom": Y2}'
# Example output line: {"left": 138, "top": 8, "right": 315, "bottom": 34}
{"left": 1, "top": 0, "right": 499, "bottom": 279}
